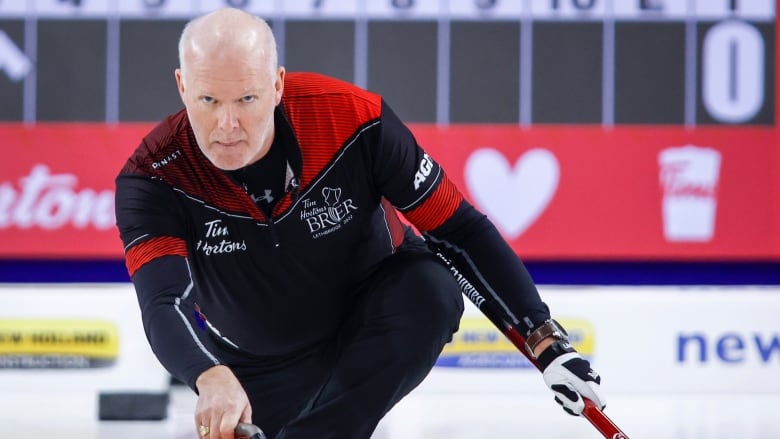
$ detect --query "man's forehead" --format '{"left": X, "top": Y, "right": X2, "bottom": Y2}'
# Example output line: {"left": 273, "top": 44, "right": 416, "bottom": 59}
{"left": 188, "top": 73, "right": 265, "bottom": 92}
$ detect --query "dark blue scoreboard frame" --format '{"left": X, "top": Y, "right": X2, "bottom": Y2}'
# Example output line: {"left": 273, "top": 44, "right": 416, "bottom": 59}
{"left": 1, "top": 259, "right": 779, "bottom": 285}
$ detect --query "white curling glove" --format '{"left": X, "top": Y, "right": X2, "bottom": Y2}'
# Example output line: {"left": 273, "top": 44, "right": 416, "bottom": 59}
{"left": 538, "top": 344, "right": 606, "bottom": 416}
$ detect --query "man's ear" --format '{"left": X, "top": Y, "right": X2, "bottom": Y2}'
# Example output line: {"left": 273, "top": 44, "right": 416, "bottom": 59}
{"left": 175, "top": 68, "right": 186, "bottom": 103}
{"left": 274, "top": 67, "right": 285, "bottom": 105}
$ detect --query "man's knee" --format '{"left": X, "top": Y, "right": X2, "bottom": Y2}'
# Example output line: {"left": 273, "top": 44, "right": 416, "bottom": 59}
{"left": 397, "top": 251, "right": 462, "bottom": 315}
{"left": 381, "top": 251, "right": 465, "bottom": 358}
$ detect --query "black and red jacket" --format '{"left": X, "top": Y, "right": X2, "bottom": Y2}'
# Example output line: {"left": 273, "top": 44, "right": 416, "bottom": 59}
{"left": 115, "top": 73, "right": 549, "bottom": 389}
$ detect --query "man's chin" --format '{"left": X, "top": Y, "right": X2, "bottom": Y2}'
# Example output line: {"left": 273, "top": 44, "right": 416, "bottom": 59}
{"left": 208, "top": 155, "right": 249, "bottom": 171}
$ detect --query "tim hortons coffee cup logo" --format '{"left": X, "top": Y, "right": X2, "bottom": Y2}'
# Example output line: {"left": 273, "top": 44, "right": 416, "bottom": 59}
{"left": 658, "top": 145, "right": 722, "bottom": 242}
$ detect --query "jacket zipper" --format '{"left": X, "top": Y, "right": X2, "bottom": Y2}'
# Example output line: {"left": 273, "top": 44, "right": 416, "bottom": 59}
{"left": 267, "top": 217, "right": 281, "bottom": 248}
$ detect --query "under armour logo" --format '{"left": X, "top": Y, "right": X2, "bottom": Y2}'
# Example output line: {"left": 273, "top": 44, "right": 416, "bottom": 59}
{"left": 251, "top": 189, "right": 274, "bottom": 204}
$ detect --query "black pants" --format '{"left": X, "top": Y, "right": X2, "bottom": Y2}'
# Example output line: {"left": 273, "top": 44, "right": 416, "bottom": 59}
{"left": 209, "top": 247, "right": 464, "bottom": 439}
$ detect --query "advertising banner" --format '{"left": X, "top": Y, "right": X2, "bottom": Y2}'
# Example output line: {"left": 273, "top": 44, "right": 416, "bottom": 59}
{"left": 423, "top": 285, "right": 780, "bottom": 395}
{"left": 0, "top": 0, "right": 777, "bottom": 261}
{"left": 1, "top": 124, "right": 777, "bottom": 260}
{"left": 0, "top": 284, "right": 168, "bottom": 390}
{"left": 412, "top": 125, "right": 779, "bottom": 260}
{"left": 0, "top": 284, "right": 171, "bottom": 425}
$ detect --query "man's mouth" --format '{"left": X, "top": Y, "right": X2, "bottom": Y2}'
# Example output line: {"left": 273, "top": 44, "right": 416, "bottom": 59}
{"left": 216, "top": 140, "right": 241, "bottom": 147}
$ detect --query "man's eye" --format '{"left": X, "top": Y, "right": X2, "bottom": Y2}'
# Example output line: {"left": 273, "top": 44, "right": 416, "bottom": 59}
{"left": 241, "top": 96, "right": 256, "bottom": 103}
{"left": 201, "top": 96, "right": 215, "bottom": 104}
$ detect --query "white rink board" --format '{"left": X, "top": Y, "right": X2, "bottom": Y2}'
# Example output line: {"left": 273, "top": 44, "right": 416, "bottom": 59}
{"left": 0, "top": 284, "right": 169, "bottom": 393}
{"left": 1, "top": 284, "right": 778, "bottom": 399}
{"left": 422, "top": 285, "right": 780, "bottom": 395}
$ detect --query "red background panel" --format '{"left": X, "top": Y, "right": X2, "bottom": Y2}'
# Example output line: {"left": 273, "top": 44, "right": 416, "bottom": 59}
{"left": 0, "top": 123, "right": 150, "bottom": 258}
{"left": 411, "top": 125, "right": 777, "bottom": 260}
{"left": 0, "top": 123, "right": 777, "bottom": 260}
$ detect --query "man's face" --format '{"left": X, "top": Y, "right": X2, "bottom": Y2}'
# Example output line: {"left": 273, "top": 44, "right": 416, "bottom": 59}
{"left": 176, "top": 51, "right": 284, "bottom": 171}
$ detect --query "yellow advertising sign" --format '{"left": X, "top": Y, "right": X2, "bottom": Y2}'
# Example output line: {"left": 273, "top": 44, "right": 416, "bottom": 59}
{"left": 0, "top": 319, "right": 119, "bottom": 368}
{"left": 437, "top": 317, "right": 595, "bottom": 368}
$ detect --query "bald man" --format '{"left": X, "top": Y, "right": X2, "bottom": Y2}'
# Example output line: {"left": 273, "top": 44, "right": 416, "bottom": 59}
{"left": 115, "top": 7, "right": 605, "bottom": 439}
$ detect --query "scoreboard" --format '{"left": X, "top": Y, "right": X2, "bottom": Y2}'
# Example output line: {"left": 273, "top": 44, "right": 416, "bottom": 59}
{"left": 0, "top": 0, "right": 778, "bottom": 260}
{"left": 0, "top": 0, "right": 775, "bottom": 124}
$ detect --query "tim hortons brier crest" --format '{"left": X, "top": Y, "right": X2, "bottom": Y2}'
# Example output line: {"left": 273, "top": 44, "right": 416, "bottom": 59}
{"left": 300, "top": 187, "right": 358, "bottom": 239}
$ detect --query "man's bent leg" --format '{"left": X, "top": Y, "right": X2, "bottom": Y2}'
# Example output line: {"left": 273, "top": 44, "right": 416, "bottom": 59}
{"left": 276, "top": 248, "right": 464, "bottom": 439}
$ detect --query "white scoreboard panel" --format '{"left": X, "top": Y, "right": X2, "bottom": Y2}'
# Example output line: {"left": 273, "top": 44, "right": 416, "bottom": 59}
{"left": 0, "top": 1, "right": 775, "bottom": 20}
{"left": 0, "top": 0, "right": 775, "bottom": 125}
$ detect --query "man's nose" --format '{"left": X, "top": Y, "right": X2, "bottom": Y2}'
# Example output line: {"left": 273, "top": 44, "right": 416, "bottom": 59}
{"left": 218, "top": 105, "right": 239, "bottom": 131}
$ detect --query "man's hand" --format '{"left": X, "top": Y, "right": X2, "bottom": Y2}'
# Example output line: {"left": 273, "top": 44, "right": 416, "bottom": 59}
{"left": 195, "top": 365, "right": 252, "bottom": 439}
{"left": 537, "top": 341, "right": 606, "bottom": 416}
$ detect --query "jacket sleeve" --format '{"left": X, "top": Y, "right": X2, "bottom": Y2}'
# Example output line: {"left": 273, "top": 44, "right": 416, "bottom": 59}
{"left": 130, "top": 255, "right": 222, "bottom": 390}
{"left": 115, "top": 175, "right": 221, "bottom": 389}
{"left": 372, "top": 100, "right": 551, "bottom": 337}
